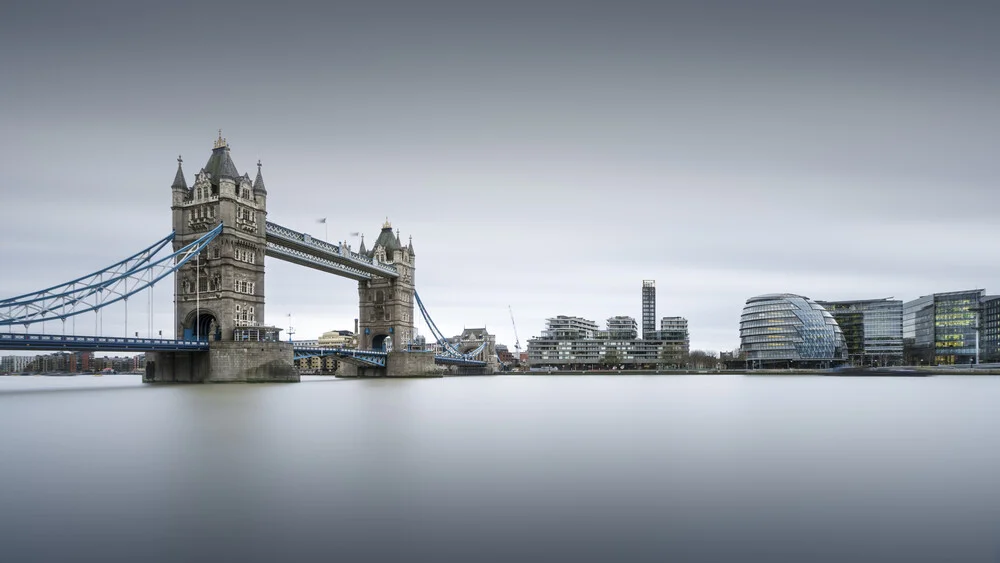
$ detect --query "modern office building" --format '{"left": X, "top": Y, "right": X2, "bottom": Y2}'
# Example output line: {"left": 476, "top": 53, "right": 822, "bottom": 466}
{"left": 903, "top": 289, "right": 984, "bottom": 365}
{"left": 642, "top": 280, "right": 656, "bottom": 340}
{"left": 739, "top": 294, "right": 848, "bottom": 369}
{"left": 816, "top": 298, "right": 903, "bottom": 366}
{"left": 607, "top": 316, "right": 638, "bottom": 340}
{"left": 980, "top": 295, "right": 1000, "bottom": 363}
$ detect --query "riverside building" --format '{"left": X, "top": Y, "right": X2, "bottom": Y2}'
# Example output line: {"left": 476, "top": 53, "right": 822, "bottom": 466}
{"left": 739, "top": 294, "right": 848, "bottom": 369}
{"left": 903, "top": 289, "right": 984, "bottom": 365}
{"left": 981, "top": 295, "right": 1000, "bottom": 363}
{"left": 815, "top": 298, "right": 903, "bottom": 366}
{"left": 527, "top": 314, "right": 690, "bottom": 370}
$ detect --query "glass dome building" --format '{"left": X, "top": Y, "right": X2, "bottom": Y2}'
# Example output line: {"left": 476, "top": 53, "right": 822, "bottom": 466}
{"left": 740, "top": 294, "right": 848, "bottom": 368}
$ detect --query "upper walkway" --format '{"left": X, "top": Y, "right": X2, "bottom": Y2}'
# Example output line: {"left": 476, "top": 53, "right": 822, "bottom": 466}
{"left": 265, "top": 222, "right": 398, "bottom": 281}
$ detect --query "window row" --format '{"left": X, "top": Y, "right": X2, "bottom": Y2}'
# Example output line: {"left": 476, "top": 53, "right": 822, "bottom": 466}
{"left": 234, "top": 280, "right": 256, "bottom": 295}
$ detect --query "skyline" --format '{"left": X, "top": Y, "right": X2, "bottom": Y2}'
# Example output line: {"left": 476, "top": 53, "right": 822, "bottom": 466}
{"left": 2, "top": 1, "right": 999, "bottom": 352}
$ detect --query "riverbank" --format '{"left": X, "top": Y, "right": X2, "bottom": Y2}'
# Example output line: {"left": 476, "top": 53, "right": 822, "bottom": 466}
{"left": 516, "top": 368, "right": 1000, "bottom": 376}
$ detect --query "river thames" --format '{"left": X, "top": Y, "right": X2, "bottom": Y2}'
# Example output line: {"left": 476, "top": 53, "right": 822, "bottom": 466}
{"left": 1, "top": 373, "right": 999, "bottom": 562}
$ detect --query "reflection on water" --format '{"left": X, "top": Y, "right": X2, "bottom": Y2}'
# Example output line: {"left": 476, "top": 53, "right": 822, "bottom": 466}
{"left": 2, "top": 374, "right": 999, "bottom": 562}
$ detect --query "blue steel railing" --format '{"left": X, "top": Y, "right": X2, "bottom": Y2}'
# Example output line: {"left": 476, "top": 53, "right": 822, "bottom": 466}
{"left": 0, "top": 333, "right": 209, "bottom": 352}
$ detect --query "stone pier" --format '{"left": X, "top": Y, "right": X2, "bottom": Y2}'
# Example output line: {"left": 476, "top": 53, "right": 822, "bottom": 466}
{"left": 145, "top": 341, "right": 299, "bottom": 383}
{"left": 336, "top": 350, "right": 441, "bottom": 378}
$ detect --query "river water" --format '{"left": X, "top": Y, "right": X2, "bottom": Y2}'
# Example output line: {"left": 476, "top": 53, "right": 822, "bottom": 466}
{"left": 1, "top": 373, "right": 999, "bottom": 563}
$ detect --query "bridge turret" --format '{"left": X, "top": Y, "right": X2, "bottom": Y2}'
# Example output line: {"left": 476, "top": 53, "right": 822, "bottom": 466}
{"left": 171, "top": 133, "right": 267, "bottom": 343}
{"left": 358, "top": 219, "right": 416, "bottom": 351}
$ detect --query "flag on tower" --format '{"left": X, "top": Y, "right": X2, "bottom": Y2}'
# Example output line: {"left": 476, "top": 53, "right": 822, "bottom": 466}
{"left": 317, "top": 218, "right": 327, "bottom": 224}
{"left": 349, "top": 231, "right": 360, "bottom": 237}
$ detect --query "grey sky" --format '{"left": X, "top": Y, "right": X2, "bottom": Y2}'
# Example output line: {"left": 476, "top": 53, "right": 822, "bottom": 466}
{"left": 2, "top": 0, "right": 998, "bottom": 352}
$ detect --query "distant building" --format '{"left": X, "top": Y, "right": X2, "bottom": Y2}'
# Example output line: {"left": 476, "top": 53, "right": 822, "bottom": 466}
{"left": 903, "top": 290, "right": 984, "bottom": 365}
{"left": 527, "top": 314, "right": 688, "bottom": 369}
{"left": 294, "top": 355, "right": 338, "bottom": 374}
{"left": 318, "top": 330, "right": 356, "bottom": 349}
{"left": 816, "top": 298, "right": 903, "bottom": 366}
{"left": 496, "top": 344, "right": 516, "bottom": 364}
{"left": 641, "top": 280, "right": 656, "bottom": 340}
{"left": 0, "top": 355, "right": 32, "bottom": 374}
{"left": 739, "top": 294, "right": 847, "bottom": 369}
{"left": 980, "top": 296, "right": 1000, "bottom": 363}
{"left": 607, "top": 316, "right": 638, "bottom": 340}
{"left": 647, "top": 316, "right": 690, "bottom": 365}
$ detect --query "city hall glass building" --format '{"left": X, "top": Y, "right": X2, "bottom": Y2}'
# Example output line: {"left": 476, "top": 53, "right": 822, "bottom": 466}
{"left": 740, "top": 294, "right": 848, "bottom": 368}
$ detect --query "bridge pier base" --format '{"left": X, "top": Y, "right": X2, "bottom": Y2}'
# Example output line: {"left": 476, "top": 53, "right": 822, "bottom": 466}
{"left": 145, "top": 341, "right": 299, "bottom": 383}
{"left": 386, "top": 350, "right": 440, "bottom": 377}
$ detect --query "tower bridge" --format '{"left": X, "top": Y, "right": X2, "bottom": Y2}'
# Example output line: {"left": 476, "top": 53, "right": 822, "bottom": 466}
{"left": 0, "top": 133, "right": 498, "bottom": 381}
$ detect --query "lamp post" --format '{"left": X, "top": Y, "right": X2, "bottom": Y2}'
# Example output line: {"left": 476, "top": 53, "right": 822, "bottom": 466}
{"left": 287, "top": 313, "right": 295, "bottom": 344}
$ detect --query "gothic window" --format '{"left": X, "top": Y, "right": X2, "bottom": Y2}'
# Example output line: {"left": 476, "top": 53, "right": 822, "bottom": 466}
{"left": 213, "top": 247, "right": 220, "bottom": 259}
{"left": 369, "top": 310, "right": 375, "bottom": 321}
{"left": 385, "top": 311, "right": 391, "bottom": 321}
{"left": 376, "top": 290, "right": 384, "bottom": 303}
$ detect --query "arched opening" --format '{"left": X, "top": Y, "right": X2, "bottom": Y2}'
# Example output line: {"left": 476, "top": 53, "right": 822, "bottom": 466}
{"left": 372, "top": 334, "right": 392, "bottom": 352}
{"left": 184, "top": 311, "right": 220, "bottom": 341}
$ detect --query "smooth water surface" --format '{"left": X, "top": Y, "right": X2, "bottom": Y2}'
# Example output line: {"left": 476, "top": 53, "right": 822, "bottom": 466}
{"left": 2, "top": 374, "right": 999, "bottom": 562}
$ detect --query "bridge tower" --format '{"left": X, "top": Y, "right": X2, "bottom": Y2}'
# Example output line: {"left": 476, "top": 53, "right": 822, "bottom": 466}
{"left": 170, "top": 132, "right": 268, "bottom": 342}
{"left": 357, "top": 220, "right": 416, "bottom": 351}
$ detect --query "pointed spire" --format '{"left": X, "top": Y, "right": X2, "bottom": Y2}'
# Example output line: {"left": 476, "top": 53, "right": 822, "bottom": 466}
{"left": 171, "top": 155, "right": 187, "bottom": 190}
{"left": 408, "top": 235, "right": 415, "bottom": 256}
{"left": 359, "top": 234, "right": 367, "bottom": 255}
{"left": 253, "top": 159, "right": 267, "bottom": 194}
{"left": 395, "top": 228, "right": 401, "bottom": 246}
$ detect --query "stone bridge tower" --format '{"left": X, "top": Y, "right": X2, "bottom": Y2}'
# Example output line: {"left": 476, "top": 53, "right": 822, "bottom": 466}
{"left": 357, "top": 220, "right": 416, "bottom": 351}
{"left": 170, "top": 132, "right": 268, "bottom": 341}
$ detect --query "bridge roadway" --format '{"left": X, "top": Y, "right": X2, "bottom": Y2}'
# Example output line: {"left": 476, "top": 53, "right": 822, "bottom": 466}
{"left": 0, "top": 333, "right": 488, "bottom": 368}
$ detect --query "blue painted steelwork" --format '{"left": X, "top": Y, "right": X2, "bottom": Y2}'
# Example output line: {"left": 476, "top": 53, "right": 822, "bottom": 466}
{"left": 0, "top": 332, "right": 208, "bottom": 352}
{"left": 0, "top": 233, "right": 174, "bottom": 306}
{"left": 413, "top": 291, "right": 489, "bottom": 366}
{"left": 413, "top": 291, "right": 465, "bottom": 357}
{"left": 434, "top": 355, "right": 488, "bottom": 367}
{"left": 265, "top": 222, "right": 398, "bottom": 280}
{"left": 0, "top": 224, "right": 223, "bottom": 327}
{"left": 293, "top": 346, "right": 387, "bottom": 367}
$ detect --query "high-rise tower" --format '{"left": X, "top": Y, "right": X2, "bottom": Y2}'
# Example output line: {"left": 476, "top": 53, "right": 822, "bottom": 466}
{"left": 642, "top": 280, "right": 656, "bottom": 340}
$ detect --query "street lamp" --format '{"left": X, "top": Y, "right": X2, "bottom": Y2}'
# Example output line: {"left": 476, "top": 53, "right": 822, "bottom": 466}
{"left": 287, "top": 313, "right": 295, "bottom": 344}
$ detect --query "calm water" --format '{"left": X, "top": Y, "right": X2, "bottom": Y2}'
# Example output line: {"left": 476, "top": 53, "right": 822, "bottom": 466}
{"left": 1, "top": 373, "right": 999, "bottom": 562}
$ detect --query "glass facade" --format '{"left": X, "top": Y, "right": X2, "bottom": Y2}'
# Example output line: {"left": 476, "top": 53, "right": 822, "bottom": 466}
{"left": 981, "top": 296, "right": 1000, "bottom": 363}
{"left": 932, "top": 290, "right": 983, "bottom": 365}
{"left": 903, "top": 290, "right": 984, "bottom": 365}
{"left": 740, "top": 294, "right": 847, "bottom": 368}
{"left": 816, "top": 299, "right": 903, "bottom": 366}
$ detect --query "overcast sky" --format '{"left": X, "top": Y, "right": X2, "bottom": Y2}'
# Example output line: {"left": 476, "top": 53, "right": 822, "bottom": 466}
{"left": 2, "top": 0, "right": 998, "bottom": 353}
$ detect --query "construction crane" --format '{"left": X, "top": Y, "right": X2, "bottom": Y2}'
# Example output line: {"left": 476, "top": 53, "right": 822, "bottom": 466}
{"left": 509, "top": 305, "right": 522, "bottom": 356}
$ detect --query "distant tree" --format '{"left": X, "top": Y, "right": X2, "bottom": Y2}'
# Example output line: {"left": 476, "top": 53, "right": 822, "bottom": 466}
{"left": 601, "top": 350, "right": 621, "bottom": 368}
{"left": 687, "top": 350, "right": 718, "bottom": 369}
